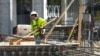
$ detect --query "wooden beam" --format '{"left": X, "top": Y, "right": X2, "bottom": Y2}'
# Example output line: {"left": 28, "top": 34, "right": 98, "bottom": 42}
{"left": 77, "top": 4, "right": 83, "bottom": 46}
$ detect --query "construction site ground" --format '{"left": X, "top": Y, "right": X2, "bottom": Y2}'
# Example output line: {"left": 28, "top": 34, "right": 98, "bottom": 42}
{"left": 0, "top": 39, "right": 79, "bottom": 46}
{"left": 0, "top": 39, "right": 100, "bottom": 56}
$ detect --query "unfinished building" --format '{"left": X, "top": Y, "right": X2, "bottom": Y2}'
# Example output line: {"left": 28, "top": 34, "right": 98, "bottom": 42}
{"left": 0, "top": 0, "right": 100, "bottom": 56}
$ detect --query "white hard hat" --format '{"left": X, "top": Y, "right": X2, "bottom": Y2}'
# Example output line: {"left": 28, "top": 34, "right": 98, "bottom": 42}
{"left": 30, "top": 11, "right": 38, "bottom": 16}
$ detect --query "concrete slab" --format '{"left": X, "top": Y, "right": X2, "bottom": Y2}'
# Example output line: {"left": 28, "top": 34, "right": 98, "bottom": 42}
{"left": 0, "top": 40, "right": 79, "bottom": 46}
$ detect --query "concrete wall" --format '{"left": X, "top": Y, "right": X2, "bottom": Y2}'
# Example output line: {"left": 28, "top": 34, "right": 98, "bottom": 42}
{"left": 0, "top": 0, "right": 11, "bottom": 35}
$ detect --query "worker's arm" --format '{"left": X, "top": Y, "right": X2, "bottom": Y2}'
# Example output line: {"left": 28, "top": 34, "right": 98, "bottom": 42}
{"left": 30, "top": 20, "right": 38, "bottom": 32}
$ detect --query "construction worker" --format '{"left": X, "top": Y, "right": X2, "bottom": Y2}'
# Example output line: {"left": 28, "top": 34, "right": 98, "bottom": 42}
{"left": 30, "top": 11, "right": 47, "bottom": 44}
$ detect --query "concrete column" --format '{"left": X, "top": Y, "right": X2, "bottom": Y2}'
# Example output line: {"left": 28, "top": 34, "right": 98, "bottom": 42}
{"left": 10, "top": 0, "right": 17, "bottom": 34}
{"left": 61, "top": 0, "right": 67, "bottom": 25}
{"left": 32, "top": 0, "right": 47, "bottom": 20}
{"left": 0, "top": 0, "right": 11, "bottom": 35}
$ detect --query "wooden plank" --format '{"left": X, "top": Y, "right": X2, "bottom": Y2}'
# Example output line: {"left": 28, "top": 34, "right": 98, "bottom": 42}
{"left": 9, "top": 37, "right": 35, "bottom": 45}
{"left": 66, "top": 42, "right": 80, "bottom": 46}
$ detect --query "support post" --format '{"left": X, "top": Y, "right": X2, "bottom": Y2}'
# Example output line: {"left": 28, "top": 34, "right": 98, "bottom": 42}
{"left": 77, "top": 4, "right": 83, "bottom": 46}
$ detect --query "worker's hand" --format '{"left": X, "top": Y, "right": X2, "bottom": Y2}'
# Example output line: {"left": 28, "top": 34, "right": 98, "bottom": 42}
{"left": 38, "top": 27, "right": 43, "bottom": 31}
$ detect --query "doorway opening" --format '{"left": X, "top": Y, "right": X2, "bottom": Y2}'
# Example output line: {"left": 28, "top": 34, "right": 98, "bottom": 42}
{"left": 16, "top": 0, "right": 32, "bottom": 24}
